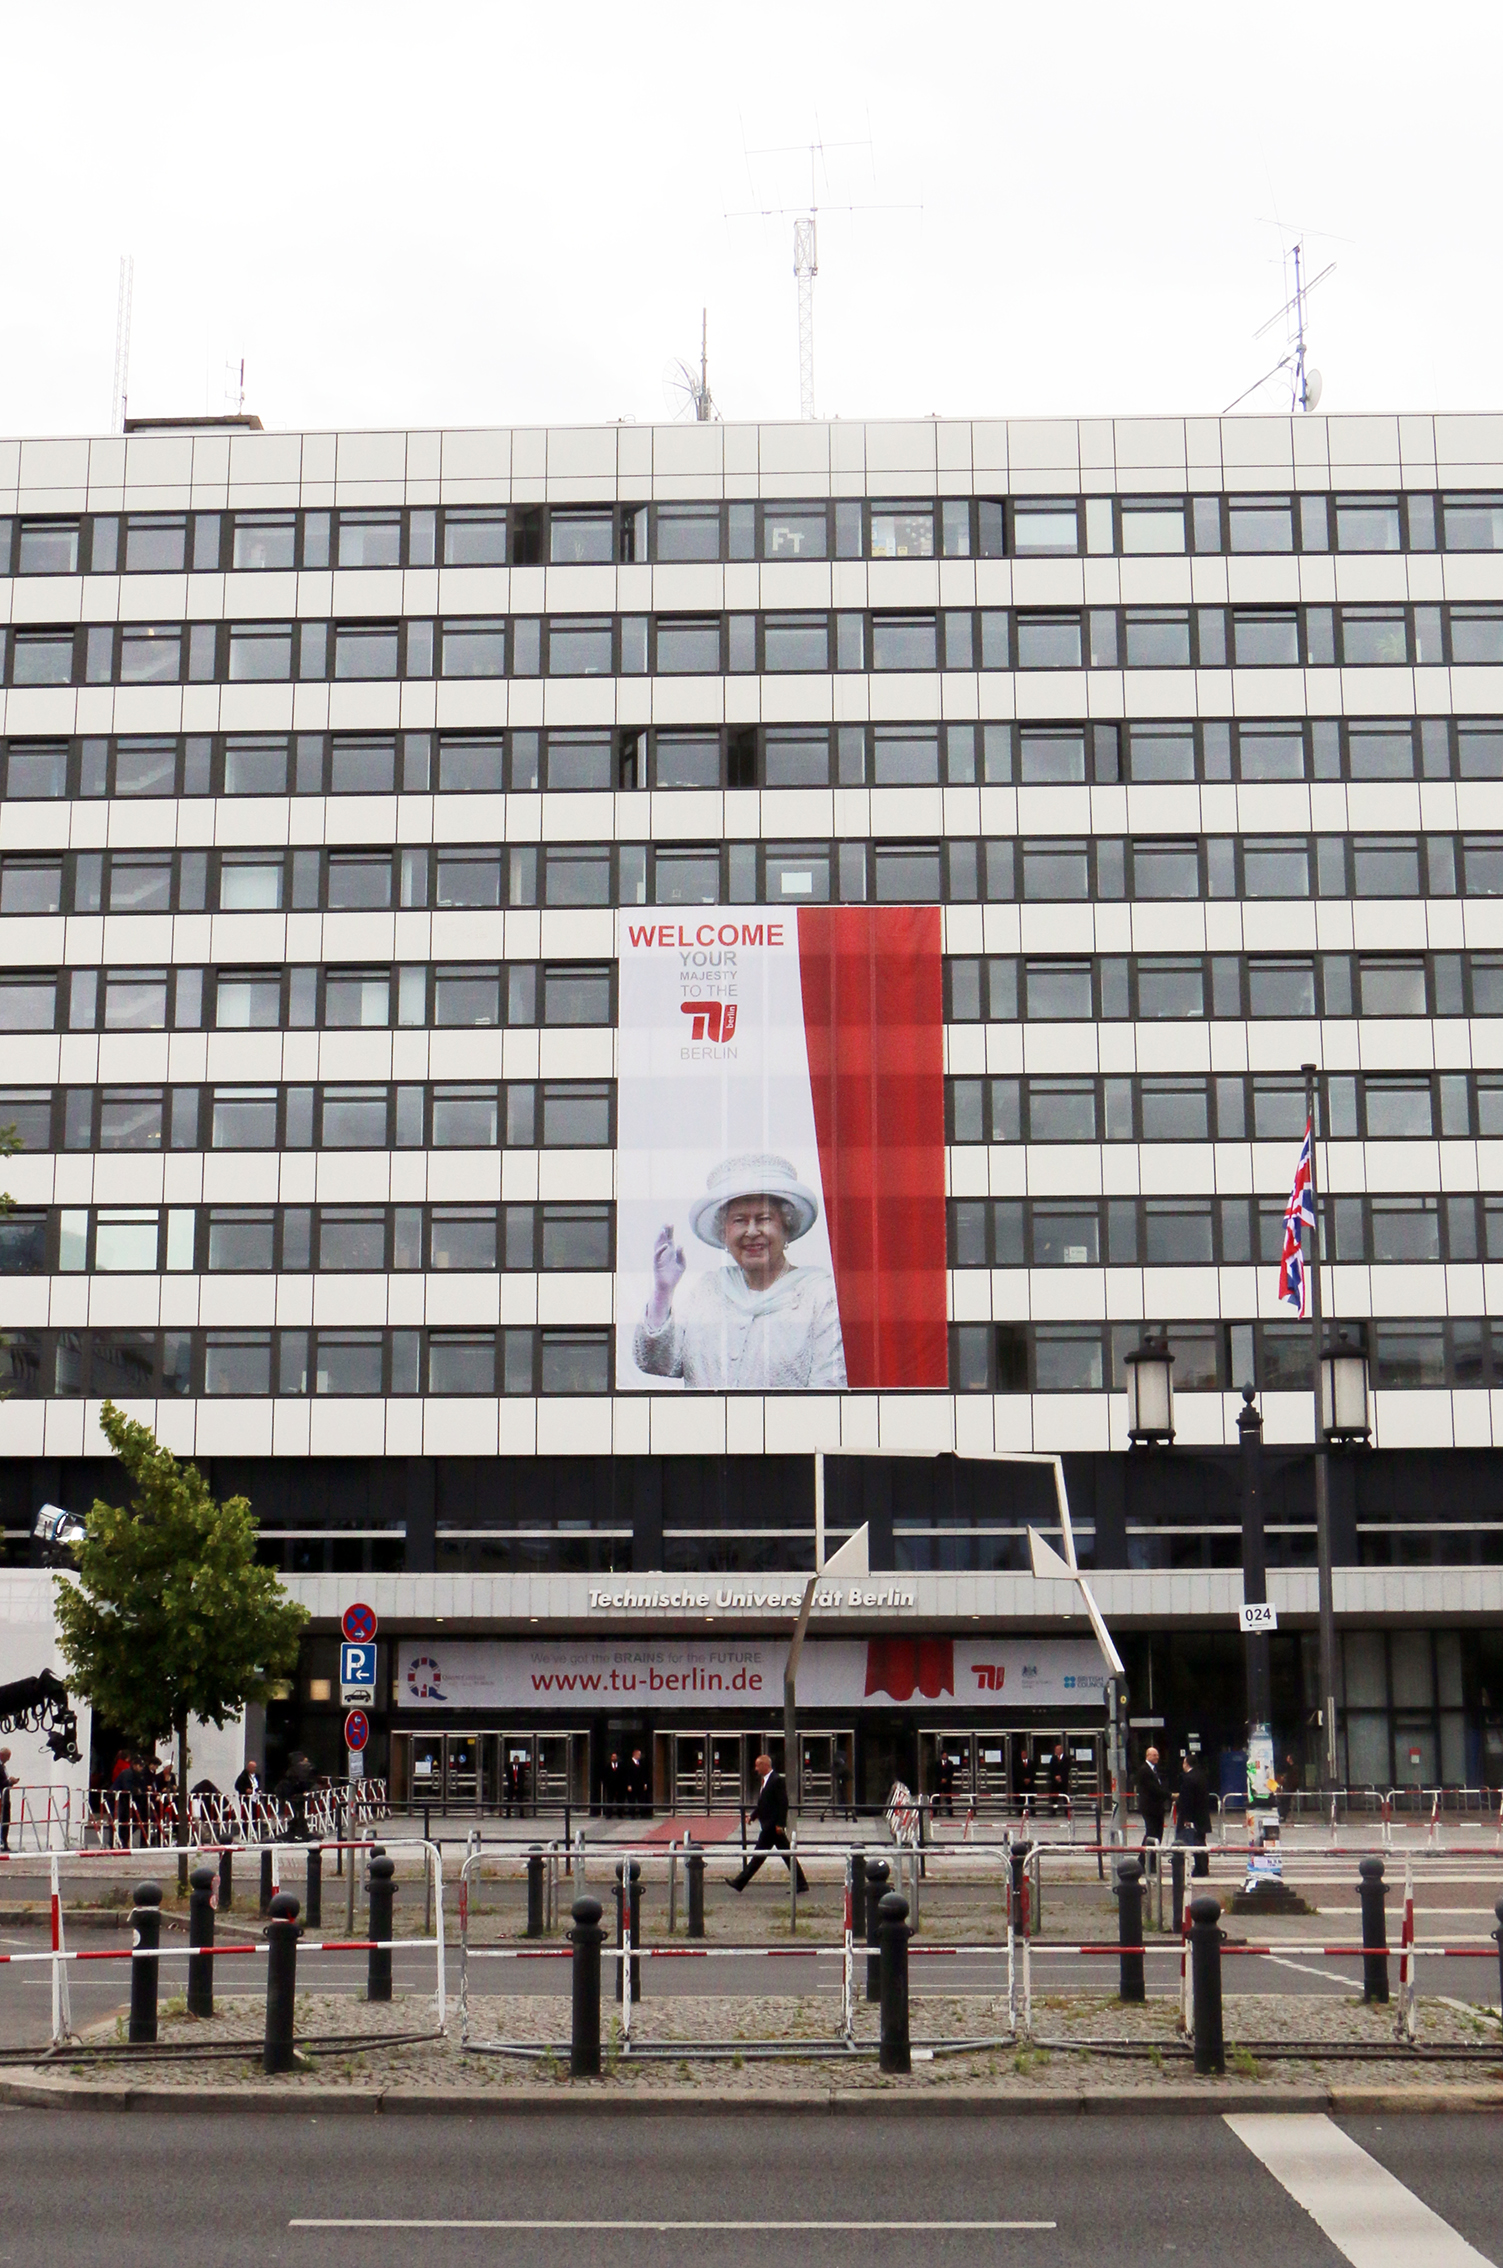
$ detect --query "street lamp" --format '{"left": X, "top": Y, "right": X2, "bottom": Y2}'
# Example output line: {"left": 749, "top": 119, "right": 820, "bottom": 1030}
{"left": 1321, "top": 1333, "right": 1371, "bottom": 1444}
{"left": 1125, "top": 1331, "right": 1175, "bottom": 1447}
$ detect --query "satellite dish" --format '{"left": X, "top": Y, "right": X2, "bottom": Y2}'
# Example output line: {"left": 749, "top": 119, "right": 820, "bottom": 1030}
{"left": 1303, "top": 368, "right": 1323, "bottom": 412}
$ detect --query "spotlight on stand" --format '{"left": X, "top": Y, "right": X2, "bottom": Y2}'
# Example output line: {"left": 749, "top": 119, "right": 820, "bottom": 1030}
{"left": 1320, "top": 1332, "right": 1371, "bottom": 1444}
{"left": 1125, "top": 1330, "right": 1175, "bottom": 1448}
{"left": 32, "top": 1504, "right": 85, "bottom": 1551}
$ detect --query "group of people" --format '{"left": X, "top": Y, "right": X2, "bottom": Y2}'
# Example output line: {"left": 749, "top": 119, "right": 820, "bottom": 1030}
{"left": 1134, "top": 1745, "right": 1214, "bottom": 1873}
{"left": 1014, "top": 1741, "right": 1073, "bottom": 1816}
{"left": 104, "top": 1752, "right": 179, "bottom": 1846}
{"left": 599, "top": 1747, "right": 652, "bottom": 1818}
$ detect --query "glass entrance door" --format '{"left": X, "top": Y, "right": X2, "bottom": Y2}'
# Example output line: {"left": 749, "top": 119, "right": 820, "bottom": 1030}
{"left": 445, "top": 1733, "right": 480, "bottom": 1809}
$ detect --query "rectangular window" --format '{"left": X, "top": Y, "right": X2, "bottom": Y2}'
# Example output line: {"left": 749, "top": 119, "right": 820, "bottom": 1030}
{"left": 656, "top": 618, "right": 721, "bottom": 674}
{"left": 1370, "top": 1198, "right": 1440, "bottom": 1264}
{"left": 547, "top": 618, "right": 612, "bottom": 675}
{"left": 207, "top": 1210, "right": 275, "bottom": 1272}
{"left": 766, "top": 844, "right": 830, "bottom": 902}
{"left": 327, "top": 854, "right": 392, "bottom": 911}
{"left": 1232, "top": 610, "right": 1300, "bottom": 667}
{"left": 655, "top": 504, "right": 720, "bottom": 561}
{"left": 232, "top": 513, "right": 296, "bottom": 570}
{"left": 541, "top": 1204, "right": 612, "bottom": 1270}
{"left": 1443, "top": 495, "right": 1503, "bottom": 551}
{"left": 118, "top": 626, "right": 181, "bottom": 684}
{"left": 440, "top": 619, "right": 506, "bottom": 677}
{"left": 539, "top": 1331, "right": 611, "bottom": 1394}
{"left": 210, "top": 1089, "right": 277, "bottom": 1148}
{"left": 1131, "top": 841, "right": 1199, "bottom": 899}
{"left": 1012, "top": 500, "right": 1078, "bottom": 554}
{"left": 428, "top": 1332, "right": 496, "bottom": 1394}
{"left": 1143, "top": 1202, "right": 1213, "bottom": 1267}
{"left": 1242, "top": 839, "right": 1310, "bottom": 897}
{"left": 18, "top": 520, "right": 79, "bottom": 574}
{"left": 1022, "top": 841, "right": 1089, "bottom": 900}
{"left": 1335, "top": 496, "right": 1401, "bottom": 552}
{"left": 0, "top": 1212, "right": 46, "bottom": 1273}
{"left": 204, "top": 1334, "right": 271, "bottom": 1395}
{"left": 314, "top": 1331, "right": 384, "bottom": 1395}
{"left": 1140, "top": 1078, "right": 1209, "bottom": 1141}
{"left": 652, "top": 848, "right": 720, "bottom": 906}
{"left": 1341, "top": 608, "right": 1408, "bottom": 666}
{"left": 868, "top": 615, "right": 935, "bottom": 671}
{"left": 11, "top": 631, "right": 77, "bottom": 686}
{"left": 1364, "top": 1078, "right": 1433, "bottom": 1139}
{"left": 869, "top": 503, "right": 933, "bottom": 559}
{"left": 428, "top": 1086, "right": 497, "bottom": 1147}
{"left": 1227, "top": 496, "right": 1293, "bottom": 552}
{"left": 442, "top": 508, "right": 508, "bottom": 566}
{"left": 1016, "top": 613, "right": 1081, "bottom": 668}
{"left": 1025, "top": 961, "right": 1092, "bottom": 1020}
{"left": 102, "top": 971, "right": 167, "bottom": 1030}
{"left": 107, "top": 854, "right": 172, "bottom": 914}
{"left": 763, "top": 729, "right": 831, "bottom": 788}
{"left": 1124, "top": 610, "right": 1190, "bottom": 668}
{"left": 1136, "top": 960, "right": 1204, "bottom": 1019}
{"left": 1247, "top": 960, "right": 1315, "bottom": 1018}
{"left": 872, "top": 726, "right": 939, "bottom": 787}
{"left": 323, "top": 970, "right": 389, "bottom": 1027}
{"left": 1239, "top": 725, "right": 1305, "bottom": 781}
{"left": 1358, "top": 959, "right": 1426, "bottom": 1016}
{"left": 334, "top": 623, "right": 398, "bottom": 678}
{"left": 541, "top": 1083, "right": 611, "bottom": 1146}
{"left": 318, "top": 1087, "right": 388, "bottom": 1147}
{"left": 1352, "top": 836, "right": 1421, "bottom": 896}
{"left": 228, "top": 623, "right": 293, "bottom": 681}
{"left": 1449, "top": 607, "right": 1503, "bottom": 665}
{"left": 544, "top": 847, "right": 613, "bottom": 905}
{"left": 763, "top": 615, "right": 830, "bottom": 672}
{"left": 1347, "top": 723, "right": 1415, "bottom": 779}
{"left": 1029, "top": 1080, "right": 1097, "bottom": 1141}
{"left": 763, "top": 504, "right": 827, "bottom": 560}
{"left": 873, "top": 843, "right": 941, "bottom": 902}
{"left": 1018, "top": 726, "right": 1085, "bottom": 783}
{"left": 1034, "top": 1328, "right": 1103, "bottom": 1391}
{"left": 125, "top": 515, "right": 186, "bottom": 572}
{"left": 1120, "top": 499, "right": 1185, "bottom": 553}
{"left": 1126, "top": 723, "right": 1195, "bottom": 782}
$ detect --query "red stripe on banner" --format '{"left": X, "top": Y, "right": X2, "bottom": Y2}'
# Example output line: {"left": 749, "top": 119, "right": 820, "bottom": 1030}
{"left": 797, "top": 905, "right": 948, "bottom": 1388}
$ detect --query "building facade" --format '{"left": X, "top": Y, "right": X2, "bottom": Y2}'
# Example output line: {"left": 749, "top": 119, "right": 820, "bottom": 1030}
{"left": 2, "top": 409, "right": 1503, "bottom": 1811}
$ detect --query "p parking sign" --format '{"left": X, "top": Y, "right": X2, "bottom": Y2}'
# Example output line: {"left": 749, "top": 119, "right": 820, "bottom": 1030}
{"left": 340, "top": 1641, "right": 377, "bottom": 1705}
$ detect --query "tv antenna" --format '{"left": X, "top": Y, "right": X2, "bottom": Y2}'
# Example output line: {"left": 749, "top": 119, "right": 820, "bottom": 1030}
{"left": 225, "top": 355, "right": 247, "bottom": 415}
{"left": 111, "top": 254, "right": 134, "bottom": 435}
{"left": 665, "top": 308, "right": 718, "bottom": 423}
{"left": 728, "top": 131, "right": 919, "bottom": 420}
{"left": 1224, "top": 238, "right": 1334, "bottom": 415}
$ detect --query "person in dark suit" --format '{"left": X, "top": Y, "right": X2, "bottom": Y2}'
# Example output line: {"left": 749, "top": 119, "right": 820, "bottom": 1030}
{"left": 1175, "top": 1752, "right": 1213, "bottom": 1877}
{"left": 1046, "top": 1741, "right": 1071, "bottom": 1816}
{"left": 935, "top": 1748, "right": 958, "bottom": 1820}
{"left": 1135, "top": 1746, "right": 1168, "bottom": 1869}
{"left": 626, "top": 1746, "right": 652, "bottom": 1818}
{"left": 1015, "top": 1748, "right": 1037, "bottom": 1819}
{"left": 728, "top": 1753, "right": 809, "bottom": 1893}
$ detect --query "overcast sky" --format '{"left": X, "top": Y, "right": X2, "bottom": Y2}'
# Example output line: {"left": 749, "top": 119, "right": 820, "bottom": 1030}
{"left": 3, "top": 3, "right": 1498, "bottom": 440}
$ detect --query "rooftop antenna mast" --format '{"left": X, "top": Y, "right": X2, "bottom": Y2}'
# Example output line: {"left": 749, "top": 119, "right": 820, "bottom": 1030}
{"left": 728, "top": 130, "right": 919, "bottom": 421}
{"left": 665, "top": 308, "right": 719, "bottom": 423}
{"left": 1224, "top": 236, "right": 1335, "bottom": 415}
{"left": 111, "top": 254, "right": 134, "bottom": 434}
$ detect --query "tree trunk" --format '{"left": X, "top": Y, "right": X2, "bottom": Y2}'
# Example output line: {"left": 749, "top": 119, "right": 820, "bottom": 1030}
{"left": 176, "top": 1708, "right": 190, "bottom": 1894}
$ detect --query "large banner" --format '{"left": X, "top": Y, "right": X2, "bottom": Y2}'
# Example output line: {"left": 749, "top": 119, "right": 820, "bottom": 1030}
{"left": 615, "top": 907, "right": 948, "bottom": 1391}
{"left": 397, "top": 1638, "right": 1106, "bottom": 1713}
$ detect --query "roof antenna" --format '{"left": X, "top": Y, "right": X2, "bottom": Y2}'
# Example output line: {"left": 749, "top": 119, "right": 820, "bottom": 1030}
{"left": 111, "top": 254, "right": 134, "bottom": 434}
{"left": 1225, "top": 236, "right": 1334, "bottom": 415}
{"left": 665, "top": 309, "right": 718, "bottom": 422}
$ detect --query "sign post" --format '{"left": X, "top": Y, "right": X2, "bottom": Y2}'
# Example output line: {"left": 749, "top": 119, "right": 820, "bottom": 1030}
{"left": 344, "top": 1708, "right": 370, "bottom": 1782}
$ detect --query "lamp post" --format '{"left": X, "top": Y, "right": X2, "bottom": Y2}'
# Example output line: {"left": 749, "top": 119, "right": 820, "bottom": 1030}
{"left": 1237, "top": 1386, "right": 1271, "bottom": 1731}
{"left": 1125, "top": 1332, "right": 1175, "bottom": 1448}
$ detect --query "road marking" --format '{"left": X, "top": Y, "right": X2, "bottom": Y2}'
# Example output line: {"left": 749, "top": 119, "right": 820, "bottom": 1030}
{"left": 1226, "top": 2113, "right": 1494, "bottom": 2267}
{"left": 292, "top": 2220, "right": 1055, "bottom": 2233}
{"left": 1253, "top": 1952, "right": 1351, "bottom": 1993}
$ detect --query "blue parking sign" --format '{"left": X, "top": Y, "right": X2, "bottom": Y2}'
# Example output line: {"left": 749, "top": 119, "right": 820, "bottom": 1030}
{"left": 340, "top": 1642, "right": 377, "bottom": 1704}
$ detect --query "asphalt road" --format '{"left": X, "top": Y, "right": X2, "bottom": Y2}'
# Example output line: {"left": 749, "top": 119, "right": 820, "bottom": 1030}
{"left": 0, "top": 2109, "right": 1499, "bottom": 2267}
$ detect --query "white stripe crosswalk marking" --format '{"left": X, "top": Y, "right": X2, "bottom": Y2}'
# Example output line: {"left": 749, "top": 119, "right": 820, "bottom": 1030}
{"left": 291, "top": 2221, "right": 1056, "bottom": 2234}
{"left": 1225, "top": 2114, "right": 1495, "bottom": 2268}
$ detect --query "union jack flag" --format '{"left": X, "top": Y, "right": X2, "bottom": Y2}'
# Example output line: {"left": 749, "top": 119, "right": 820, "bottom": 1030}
{"left": 1277, "top": 1118, "right": 1316, "bottom": 1316}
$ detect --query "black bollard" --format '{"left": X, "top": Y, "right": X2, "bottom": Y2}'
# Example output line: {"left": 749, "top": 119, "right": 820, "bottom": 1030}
{"left": 1358, "top": 1856, "right": 1389, "bottom": 2005}
{"left": 367, "top": 1854, "right": 395, "bottom": 2003}
{"left": 570, "top": 1895, "right": 604, "bottom": 2076}
{"left": 187, "top": 1864, "right": 216, "bottom": 2019}
{"left": 878, "top": 1890, "right": 912, "bottom": 2075}
{"left": 849, "top": 1847, "right": 867, "bottom": 1944}
{"left": 129, "top": 1882, "right": 162, "bottom": 2044}
{"left": 305, "top": 1845, "right": 322, "bottom": 1933}
{"left": 1189, "top": 1895, "right": 1225, "bottom": 2076}
{"left": 218, "top": 1844, "right": 233, "bottom": 1914}
{"left": 527, "top": 1847, "right": 545, "bottom": 1939}
{"left": 264, "top": 1891, "right": 301, "bottom": 2073}
{"left": 1170, "top": 1845, "right": 1186, "bottom": 1935}
{"left": 686, "top": 1849, "right": 705, "bottom": 1940}
{"left": 1115, "top": 1856, "right": 1146, "bottom": 2004}
{"left": 865, "top": 1858, "right": 890, "bottom": 2002}
{"left": 259, "top": 1846, "right": 273, "bottom": 1917}
{"left": 613, "top": 1861, "right": 641, "bottom": 2004}
{"left": 1010, "top": 1838, "right": 1033, "bottom": 1936}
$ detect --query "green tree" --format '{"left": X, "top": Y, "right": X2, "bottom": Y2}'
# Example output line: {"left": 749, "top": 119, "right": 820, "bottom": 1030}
{"left": 54, "top": 1402, "right": 309, "bottom": 1886}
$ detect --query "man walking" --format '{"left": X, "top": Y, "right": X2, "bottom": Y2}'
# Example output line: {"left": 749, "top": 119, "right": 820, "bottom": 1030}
{"left": 1135, "top": 1746, "right": 1168, "bottom": 1870}
{"left": 1175, "top": 1750, "right": 1213, "bottom": 1878}
{"left": 727, "top": 1752, "right": 809, "bottom": 1894}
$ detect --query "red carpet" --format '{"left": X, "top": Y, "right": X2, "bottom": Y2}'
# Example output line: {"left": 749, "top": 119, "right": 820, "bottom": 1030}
{"left": 632, "top": 1814, "right": 743, "bottom": 1845}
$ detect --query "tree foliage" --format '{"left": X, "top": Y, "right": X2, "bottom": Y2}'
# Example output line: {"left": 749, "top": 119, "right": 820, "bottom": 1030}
{"left": 53, "top": 1402, "right": 308, "bottom": 1772}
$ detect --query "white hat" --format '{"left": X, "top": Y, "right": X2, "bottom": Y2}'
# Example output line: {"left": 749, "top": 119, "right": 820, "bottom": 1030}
{"left": 688, "top": 1153, "right": 820, "bottom": 1248}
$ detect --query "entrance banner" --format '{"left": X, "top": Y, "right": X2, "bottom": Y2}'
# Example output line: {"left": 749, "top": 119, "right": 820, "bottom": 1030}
{"left": 615, "top": 907, "right": 947, "bottom": 1391}
{"left": 395, "top": 1637, "right": 1105, "bottom": 1713}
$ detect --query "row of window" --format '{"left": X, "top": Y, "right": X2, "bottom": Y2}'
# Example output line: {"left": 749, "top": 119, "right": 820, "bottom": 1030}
{"left": 945, "top": 950, "right": 1503, "bottom": 1024}
{"left": 8, "top": 716, "right": 1503, "bottom": 802}
{"left": 2, "top": 1325, "right": 611, "bottom": 1402}
{"left": 10, "top": 948, "right": 1503, "bottom": 1041}
{"left": 948, "top": 1191, "right": 1503, "bottom": 1271}
{"left": 0, "top": 1201, "right": 612, "bottom": 1278}
{"left": 6, "top": 490, "right": 1498, "bottom": 578}
{"left": 5, "top": 1061, "right": 1498, "bottom": 1161}
{"left": 949, "top": 1068, "right": 1499, "bottom": 1145}
{"left": 952, "top": 1317, "right": 1492, "bottom": 1397}
{"left": 8, "top": 829, "right": 1497, "bottom": 920}
{"left": 12, "top": 601, "right": 1503, "bottom": 689}
{"left": 0, "top": 1315, "right": 1491, "bottom": 1403}
{"left": 3, "top": 1189, "right": 1497, "bottom": 1280}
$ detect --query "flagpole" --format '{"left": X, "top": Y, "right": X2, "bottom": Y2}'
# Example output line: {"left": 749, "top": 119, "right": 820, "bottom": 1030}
{"left": 1303, "top": 1060, "right": 1339, "bottom": 1791}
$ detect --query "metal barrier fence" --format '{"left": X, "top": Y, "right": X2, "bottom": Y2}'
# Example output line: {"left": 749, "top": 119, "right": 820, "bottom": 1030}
{"left": 0, "top": 1836, "right": 444, "bottom": 2048}
{"left": 83, "top": 1780, "right": 389, "bottom": 1852}
{"left": 451, "top": 1829, "right": 1503, "bottom": 2065}
{"left": 0, "top": 1787, "right": 72, "bottom": 1856}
